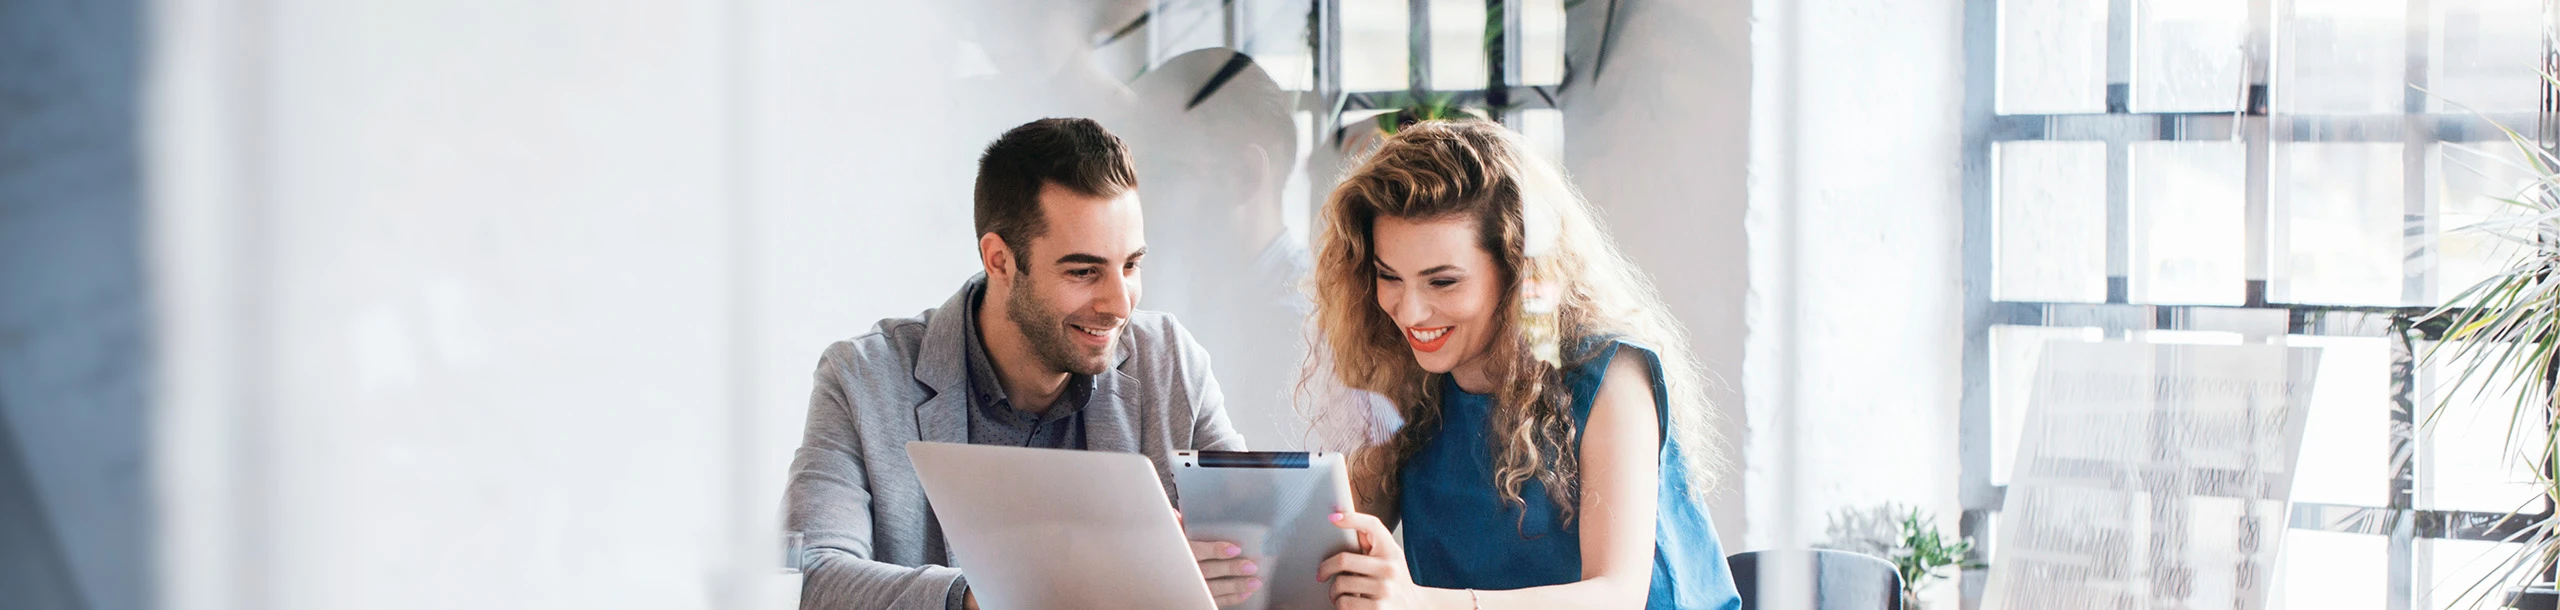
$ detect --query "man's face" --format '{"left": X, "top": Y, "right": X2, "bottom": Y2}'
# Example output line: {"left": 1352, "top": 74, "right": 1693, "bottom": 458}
{"left": 1000, "top": 183, "right": 1147, "bottom": 376}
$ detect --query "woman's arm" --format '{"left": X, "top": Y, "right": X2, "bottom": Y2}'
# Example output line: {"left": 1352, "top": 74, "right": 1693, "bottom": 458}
{"left": 1320, "top": 349, "right": 1662, "bottom": 609}
{"left": 1351, "top": 444, "right": 1403, "bottom": 529}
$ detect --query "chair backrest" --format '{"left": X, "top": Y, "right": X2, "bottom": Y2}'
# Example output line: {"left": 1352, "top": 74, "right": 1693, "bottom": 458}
{"left": 1726, "top": 549, "right": 1904, "bottom": 610}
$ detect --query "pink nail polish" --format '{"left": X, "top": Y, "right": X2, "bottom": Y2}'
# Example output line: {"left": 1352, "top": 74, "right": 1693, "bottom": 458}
{"left": 1241, "top": 562, "right": 1258, "bottom": 575}
{"left": 1329, "top": 512, "right": 1343, "bottom": 522}
{"left": 1224, "top": 544, "right": 1242, "bottom": 558}
{"left": 1248, "top": 579, "right": 1263, "bottom": 591}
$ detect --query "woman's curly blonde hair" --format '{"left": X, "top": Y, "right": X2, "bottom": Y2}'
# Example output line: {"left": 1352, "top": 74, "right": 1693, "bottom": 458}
{"left": 1302, "top": 119, "right": 1723, "bottom": 525}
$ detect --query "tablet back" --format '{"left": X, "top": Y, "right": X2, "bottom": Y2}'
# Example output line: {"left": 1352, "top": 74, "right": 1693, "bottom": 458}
{"left": 1173, "top": 451, "right": 1362, "bottom": 610}
{"left": 907, "top": 442, "right": 1214, "bottom": 610}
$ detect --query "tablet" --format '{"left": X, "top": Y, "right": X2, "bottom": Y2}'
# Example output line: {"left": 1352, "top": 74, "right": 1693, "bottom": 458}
{"left": 1173, "top": 451, "right": 1362, "bottom": 610}
{"left": 907, "top": 442, "right": 1215, "bottom": 610}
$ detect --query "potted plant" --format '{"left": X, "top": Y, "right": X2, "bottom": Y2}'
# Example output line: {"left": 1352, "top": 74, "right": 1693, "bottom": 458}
{"left": 2422, "top": 103, "right": 2560, "bottom": 609}
{"left": 1821, "top": 504, "right": 1985, "bottom": 609}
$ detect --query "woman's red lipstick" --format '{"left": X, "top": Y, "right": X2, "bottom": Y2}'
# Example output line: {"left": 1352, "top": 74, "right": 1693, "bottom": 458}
{"left": 1405, "top": 326, "right": 1454, "bottom": 353}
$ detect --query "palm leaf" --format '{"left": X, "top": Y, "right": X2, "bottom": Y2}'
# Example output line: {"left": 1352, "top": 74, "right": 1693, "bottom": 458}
{"left": 2419, "top": 75, "right": 2560, "bottom": 608}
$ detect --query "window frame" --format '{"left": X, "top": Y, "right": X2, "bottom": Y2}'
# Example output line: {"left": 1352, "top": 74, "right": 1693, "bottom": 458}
{"left": 1959, "top": 1, "right": 2555, "bottom": 609}
{"left": 1112, "top": 0, "right": 1570, "bottom": 130}
{"left": 1312, "top": 0, "right": 1567, "bottom": 137}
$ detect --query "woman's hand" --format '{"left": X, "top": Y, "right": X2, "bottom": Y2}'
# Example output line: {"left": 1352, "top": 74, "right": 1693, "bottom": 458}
{"left": 1318, "top": 511, "right": 1448, "bottom": 610}
{"left": 1177, "top": 509, "right": 1264, "bottom": 606}
{"left": 1191, "top": 539, "right": 1261, "bottom": 606}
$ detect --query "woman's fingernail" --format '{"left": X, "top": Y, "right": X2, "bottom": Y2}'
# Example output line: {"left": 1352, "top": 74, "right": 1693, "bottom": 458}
{"left": 1224, "top": 544, "right": 1242, "bottom": 558}
{"left": 1248, "top": 578, "right": 1263, "bottom": 591}
{"left": 1241, "top": 561, "right": 1258, "bottom": 575}
{"left": 1329, "top": 512, "right": 1344, "bottom": 522}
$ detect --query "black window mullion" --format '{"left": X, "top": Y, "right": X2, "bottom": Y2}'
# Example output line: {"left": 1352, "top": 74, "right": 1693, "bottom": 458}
{"left": 2391, "top": 312, "right": 2423, "bottom": 610}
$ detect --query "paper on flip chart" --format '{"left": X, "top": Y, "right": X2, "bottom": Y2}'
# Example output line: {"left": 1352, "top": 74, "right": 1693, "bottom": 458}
{"left": 1985, "top": 341, "right": 2320, "bottom": 610}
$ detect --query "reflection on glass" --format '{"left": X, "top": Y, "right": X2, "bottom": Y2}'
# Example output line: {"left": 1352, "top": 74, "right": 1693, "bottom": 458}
{"left": 1239, "top": 0, "right": 1318, "bottom": 90}
{"left": 2277, "top": 530, "right": 2387, "bottom": 610}
{"left": 1520, "top": 0, "right": 1565, "bottom": 86}
{"left": 1517, "top": 109, "right": 1563, "bottom": 164}
{"left": 1285, "top": 110, "right": 1314, "bottom": 244}
{"left": 1150, "top": 0, "right": 1229, "bottom": 66}
{"left": 2279, "top": 0, "right": 2410, "bottom": 114}
{"left": 1341, "top": 0, "right": 1411, "bottom": 91}
{"left": 1429, "top": 0, "right": 1487, "bottom": 90}
{"left": 2133, "top": 0, "right": 2246, "bottom": 112}
{"left": 2421, "top": 340, "right": 2549, "bottom": 513}
{"left": 1986, "top": 341, "right": 2310, "bottom": 607}
{"left": 2425, "top": 538, "right": 2531, "bottom": 610}
{"left": 2433, "top": 143, "right": 2536, "bottom": 304}
{"left": 1127, "top": 49, "right": 1323, "bottom": 449}
{"left": 2282, "top": 143, "right": 2407, "bottom": 306}
{"left": 2429, "top": 0, "right": 2541, "bottom": 113}
{"left": 1999, "top": 0, "right": 2108, "bottom": 114}
{"left": 1996, "top": 141, "right": 2108, "bottom": 302}
{"left": 2285, "top": 335, "right": 2390, "bottom": 508}
{"left": 782, "top": 531, "right": 807, "bottom": 572}
{"left": 2136, "top": 330, "right": 2243, "bottom": 344}
{"left": 2133, "top": 141, "right": 2246, "bottom": 305}
{"left": 1989, "top": 325, "right": 2104, "bottom": 485}
{"left": 1092, "top": 9, "right": 1152, "bottom": 82}
{"left": 2181, "top": 496, "right": 2264, "bottom": 603}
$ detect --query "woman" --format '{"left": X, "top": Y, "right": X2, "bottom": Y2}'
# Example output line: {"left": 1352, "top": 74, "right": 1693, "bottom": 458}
{"left": 1305, "top": 120, "right": 1741, "bottom": 610}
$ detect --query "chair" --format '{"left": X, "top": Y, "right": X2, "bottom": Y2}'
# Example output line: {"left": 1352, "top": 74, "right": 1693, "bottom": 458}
{"left": 1726, "top": 549, "right": 1904, "bottom": 610}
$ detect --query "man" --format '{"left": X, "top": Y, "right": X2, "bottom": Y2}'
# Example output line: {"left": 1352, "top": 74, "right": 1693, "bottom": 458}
{"left": 787, "top": 118, "right": 1254, "bottom": 610}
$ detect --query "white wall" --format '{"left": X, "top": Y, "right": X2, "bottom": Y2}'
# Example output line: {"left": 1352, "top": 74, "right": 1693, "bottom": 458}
{"left": 1558, "top": 0, "right": 1758, "bottom": 542}
{"left": 150, "top": 1, "right": 1284, "bottom": 608}
{"left": 155, "top": 2, "right": 743, "bottom": 608}
{"left": 1558, "top": 0, "right": 1969, "bottom": 570}
{"left": 1746, "top": 0, "right": 1967, "bottom": 602}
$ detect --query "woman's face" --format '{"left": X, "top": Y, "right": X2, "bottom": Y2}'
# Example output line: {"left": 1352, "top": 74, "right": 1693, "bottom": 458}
{"left": 1371, "top": 215, "right": 1505, "bottom": 377}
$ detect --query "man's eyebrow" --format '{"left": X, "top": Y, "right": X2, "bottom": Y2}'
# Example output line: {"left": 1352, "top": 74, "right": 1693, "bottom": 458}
{"left": 1056, "top": 253, "right": 1109, "bottom": 265}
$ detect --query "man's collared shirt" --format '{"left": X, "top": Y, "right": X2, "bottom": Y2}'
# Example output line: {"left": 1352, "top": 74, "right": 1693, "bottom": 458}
{"left": 960, "top": 283, "right": 1091, "bottom": 450}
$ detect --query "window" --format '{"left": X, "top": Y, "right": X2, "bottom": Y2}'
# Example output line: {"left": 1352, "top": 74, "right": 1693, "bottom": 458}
{"left": 1963, "top": 1, "right": 2549, "bottom": 608}
{"left": 1324, "top": 0, "right": 1569, "bottom": 156}
{"left": 1111, "top": 0, "right": 1574, "bottom": 240}
{"left": 1117, "top": 1, "right": 1569, "bottom": 149}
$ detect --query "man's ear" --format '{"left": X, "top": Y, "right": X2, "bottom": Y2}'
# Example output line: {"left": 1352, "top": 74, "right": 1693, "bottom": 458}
{"left": 978, "top": 232, "right": 1014, "bottom": 281}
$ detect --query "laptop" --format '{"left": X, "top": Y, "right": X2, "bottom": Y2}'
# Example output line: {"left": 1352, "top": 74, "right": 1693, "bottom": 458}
{"left": 906, "top": 442, "right": 1215, "bottom": 610}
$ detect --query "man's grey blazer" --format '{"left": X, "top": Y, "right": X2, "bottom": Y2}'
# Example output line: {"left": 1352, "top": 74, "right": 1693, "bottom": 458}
{"left": 786, "top": 275, "right": 1247, "bottom": 610}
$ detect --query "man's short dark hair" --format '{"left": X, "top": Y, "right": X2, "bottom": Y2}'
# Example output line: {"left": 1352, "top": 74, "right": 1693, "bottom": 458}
{"left": 974, "top": 118, "right": 1140, "bottom": 272}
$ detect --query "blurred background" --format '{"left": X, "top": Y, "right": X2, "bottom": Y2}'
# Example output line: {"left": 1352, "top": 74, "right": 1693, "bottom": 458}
{"left": 3, "top": 0, "right": 2554, "bottom": 609}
